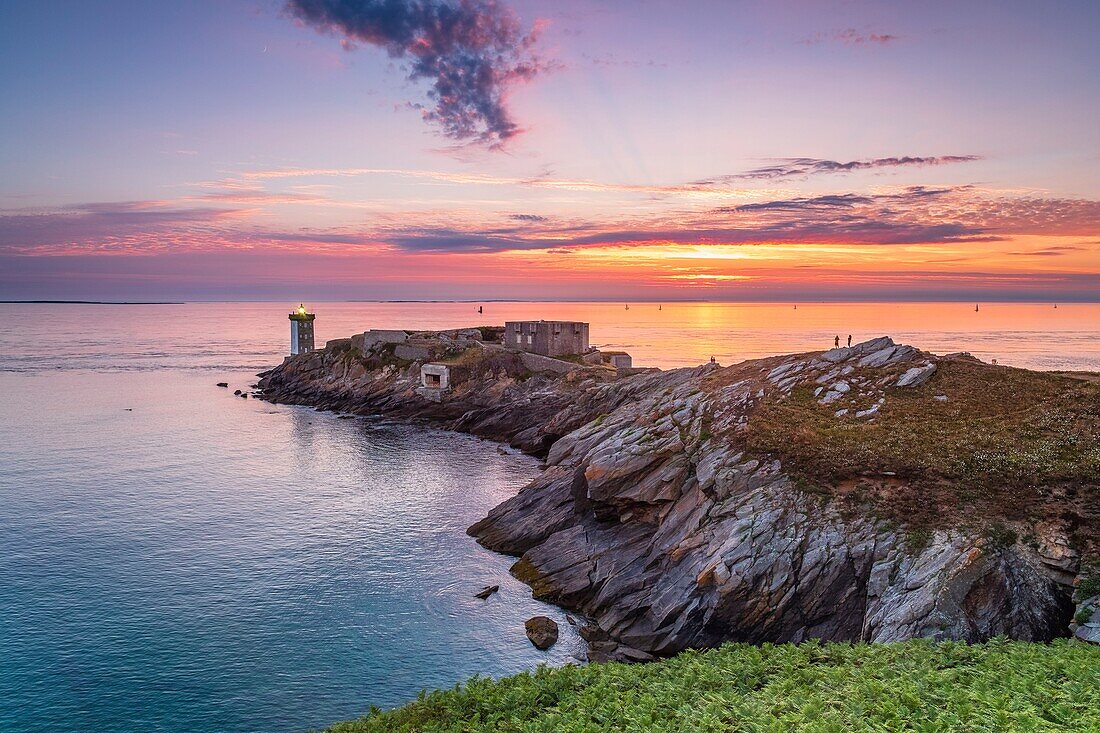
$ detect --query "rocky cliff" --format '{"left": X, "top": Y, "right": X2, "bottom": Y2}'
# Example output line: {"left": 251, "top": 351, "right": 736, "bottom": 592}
{"left": 258, "top": 334, "right": 1099, "bottom": 660}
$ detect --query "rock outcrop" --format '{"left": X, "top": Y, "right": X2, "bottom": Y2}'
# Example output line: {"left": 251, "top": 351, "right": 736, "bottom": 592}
{"left": 1073, "top": 595, "right": 1100, "bottom": 645}
{"left": 258, "top": 333, "right": 1098, "bottom": 661}
{"left": 524, "top": 616, "right": 559, "bottom": 650}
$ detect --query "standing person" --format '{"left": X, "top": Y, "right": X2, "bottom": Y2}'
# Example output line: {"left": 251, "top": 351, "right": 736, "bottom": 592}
{"left": 834, "top": 335, "right": 840, "bottom": 349}
{"left": 847, "top": 334, "right": 852, "bottom": 347}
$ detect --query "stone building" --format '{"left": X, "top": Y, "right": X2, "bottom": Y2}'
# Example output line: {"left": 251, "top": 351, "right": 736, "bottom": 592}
{"left": 504, "top": 320, "right": 589, "bottom": 357}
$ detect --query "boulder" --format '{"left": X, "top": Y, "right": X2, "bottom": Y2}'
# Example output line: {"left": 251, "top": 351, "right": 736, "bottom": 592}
{"left": 1073, "top": 595, "right": 1100, "bottom": 645}
{"left": 216, "top": 382, "right": 228, "bottom": 388}
{"left": 474, "top": 585, "right": 499, "bottom": 599}
{"left": 897, "top": 363, "right": 937, "bottom": 387}
{"left": 525, "top": 616, "right": 559, "bottom": 650}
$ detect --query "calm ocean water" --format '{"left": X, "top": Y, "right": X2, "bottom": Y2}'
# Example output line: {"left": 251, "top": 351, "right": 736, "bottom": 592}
{"left": 0, "top": 301, "right": 1097, "bottom": 733}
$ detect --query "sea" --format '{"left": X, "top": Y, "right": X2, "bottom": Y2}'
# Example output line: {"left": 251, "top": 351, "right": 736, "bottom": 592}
{"left": 0, "top": 301, "right": 1097, "bottom": 733}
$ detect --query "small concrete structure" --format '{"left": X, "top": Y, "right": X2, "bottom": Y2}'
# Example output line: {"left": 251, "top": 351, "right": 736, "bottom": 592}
{"left": 356, "top": 329, "right": 408, "bottom": 350}
{"left": 581, "top": 349, "right": 633, "bottom": 369}
{"left": 603, "top": 351, "right": 633, "bottom": 369}
{"left": 505, "top": 320, "right": 589, "bottom": 357}
{"left": 420, "top": 363, "right": 450, "bottom": 390}
{"left": 288, "top": 304, "right": 315, "bottom": 355}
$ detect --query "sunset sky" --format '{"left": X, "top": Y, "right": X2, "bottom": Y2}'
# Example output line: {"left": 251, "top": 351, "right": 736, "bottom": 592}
{"left": 1, "top": 0, "right": 1098, "bottom": 301}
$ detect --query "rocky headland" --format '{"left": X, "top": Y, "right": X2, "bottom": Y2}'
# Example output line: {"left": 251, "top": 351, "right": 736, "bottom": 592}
{"left": 257, "top": 330, "right": 1099, "bottom": 660}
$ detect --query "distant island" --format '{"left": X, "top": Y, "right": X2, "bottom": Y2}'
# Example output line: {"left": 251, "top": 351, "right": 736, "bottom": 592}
{"left": 0, "top": 300, "right": 183, "bottom": 305}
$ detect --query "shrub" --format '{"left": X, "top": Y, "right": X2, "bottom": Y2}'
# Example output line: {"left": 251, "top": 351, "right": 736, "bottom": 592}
{"left": 322, "top": 639, "right": 1100, "bottom": 733}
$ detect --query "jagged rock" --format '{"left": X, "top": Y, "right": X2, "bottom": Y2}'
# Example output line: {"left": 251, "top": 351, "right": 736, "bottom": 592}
{"left": 587, "top": 640, "right": 657, "bottom": 663}
{"left": 257, "top": 333, "right": 1095, "bottom": 661}
{"left": 897, "top": 363, "right": 937, "bottom": 387}
{"left": 474, "top": 584, "right": 499, "bottom": 599}
{"left": 525, "top": 616, "right": 559, "bottom": 649}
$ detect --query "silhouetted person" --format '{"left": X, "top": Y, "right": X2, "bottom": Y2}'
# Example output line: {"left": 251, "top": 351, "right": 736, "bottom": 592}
{"left": 847, "top": 335, "right": 852, "bottom": 347}
{"left": 834, "top": 335, "right": 840, "bottom": 349}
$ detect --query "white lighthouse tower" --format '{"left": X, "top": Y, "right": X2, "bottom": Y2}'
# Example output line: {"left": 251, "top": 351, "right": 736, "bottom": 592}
{"left": 288, "top": 304, "right": 315, "bottom": 355}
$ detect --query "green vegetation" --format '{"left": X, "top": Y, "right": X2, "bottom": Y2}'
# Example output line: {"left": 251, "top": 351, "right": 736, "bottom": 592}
{"left": 739, "top": 359, "right": 1099, "bottom": 556}
{"left": 323, "top": 639, "right": 1099, "bottom": 732}
{"left": 1077, "top": 565, "right": 1100, "bottom": 601}
{"left": 905, "top": 526, "right": 935, "bottom": 555}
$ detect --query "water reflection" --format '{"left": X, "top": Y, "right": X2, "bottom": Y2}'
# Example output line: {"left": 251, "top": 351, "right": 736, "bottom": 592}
{"left": 0, "top": 371, "right": 585, "bottom": 733}
{"left": 0, "top": 301, "right": 1095, "bottom": 373}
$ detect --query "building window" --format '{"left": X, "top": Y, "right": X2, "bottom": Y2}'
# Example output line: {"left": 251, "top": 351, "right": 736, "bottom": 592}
{"left": 526, "top": 335, "right": 533, "bottom": 344}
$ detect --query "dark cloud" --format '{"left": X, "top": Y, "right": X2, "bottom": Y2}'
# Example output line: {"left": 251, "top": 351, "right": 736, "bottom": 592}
{"left": 1007, "top": 245, "right": 1085, "bottom": 256}
{"left": 372, "top": 186, "right": 1100, "bottom": 253}
{"left": 728, "top": 194, "right": 873, "bottom": 212}
{"left": 286, "top": 0, "right": 546, "bottom": 147}
{"left": 375, "top": 220, "right": 992, "bottom": 254}
{"left": 7, "top": 188, "right": 1098, "bottom": 263}
{"left": 695, "top": 156, "right": 981, "bottom": 184}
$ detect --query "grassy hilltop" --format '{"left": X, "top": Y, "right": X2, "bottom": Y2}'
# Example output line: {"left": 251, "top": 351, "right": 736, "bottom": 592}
{"left": 324, "top": 639, "right": 1099, "bottom": 732}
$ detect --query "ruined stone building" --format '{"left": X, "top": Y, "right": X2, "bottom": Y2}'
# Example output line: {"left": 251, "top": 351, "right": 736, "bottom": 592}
{"left": 504, "top": 320, "right": 589, "bottom": 357}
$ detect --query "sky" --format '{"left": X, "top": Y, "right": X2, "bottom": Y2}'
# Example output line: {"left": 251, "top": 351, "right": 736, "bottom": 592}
{"left": 1, "top": 0, "right": 1098, "bottom": 302}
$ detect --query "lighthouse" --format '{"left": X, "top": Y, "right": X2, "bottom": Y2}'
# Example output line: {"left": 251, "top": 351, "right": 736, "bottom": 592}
{"left": 288, "top": 304, "right": 315, "bottom": 355}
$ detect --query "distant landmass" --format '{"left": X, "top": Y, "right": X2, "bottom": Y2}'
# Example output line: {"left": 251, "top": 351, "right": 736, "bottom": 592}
{"left": 0, "top": 300, "right": 183, "bottom": 305}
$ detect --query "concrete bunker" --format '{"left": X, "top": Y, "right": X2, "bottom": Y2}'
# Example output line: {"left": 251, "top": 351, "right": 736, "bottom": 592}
{"left": 420, "top": 363, "right": 450, "bottom": 390}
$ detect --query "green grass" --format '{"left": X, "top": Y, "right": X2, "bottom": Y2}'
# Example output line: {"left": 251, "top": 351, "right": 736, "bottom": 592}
{"left": 322, "top": 639, "right": 1099, "bottom": 732}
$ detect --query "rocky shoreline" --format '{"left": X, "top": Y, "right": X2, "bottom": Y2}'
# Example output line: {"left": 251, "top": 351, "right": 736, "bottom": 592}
{"left": 257, "top": 331, "right": 1099, "bottom": 660}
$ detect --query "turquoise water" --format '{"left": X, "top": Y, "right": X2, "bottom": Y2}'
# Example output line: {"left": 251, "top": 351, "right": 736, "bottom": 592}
{"left": 0, "top": 301, "right": 1096, "bottom": 733}
{"left": 0, "top": 305, "right": 594, "bottom": 733}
